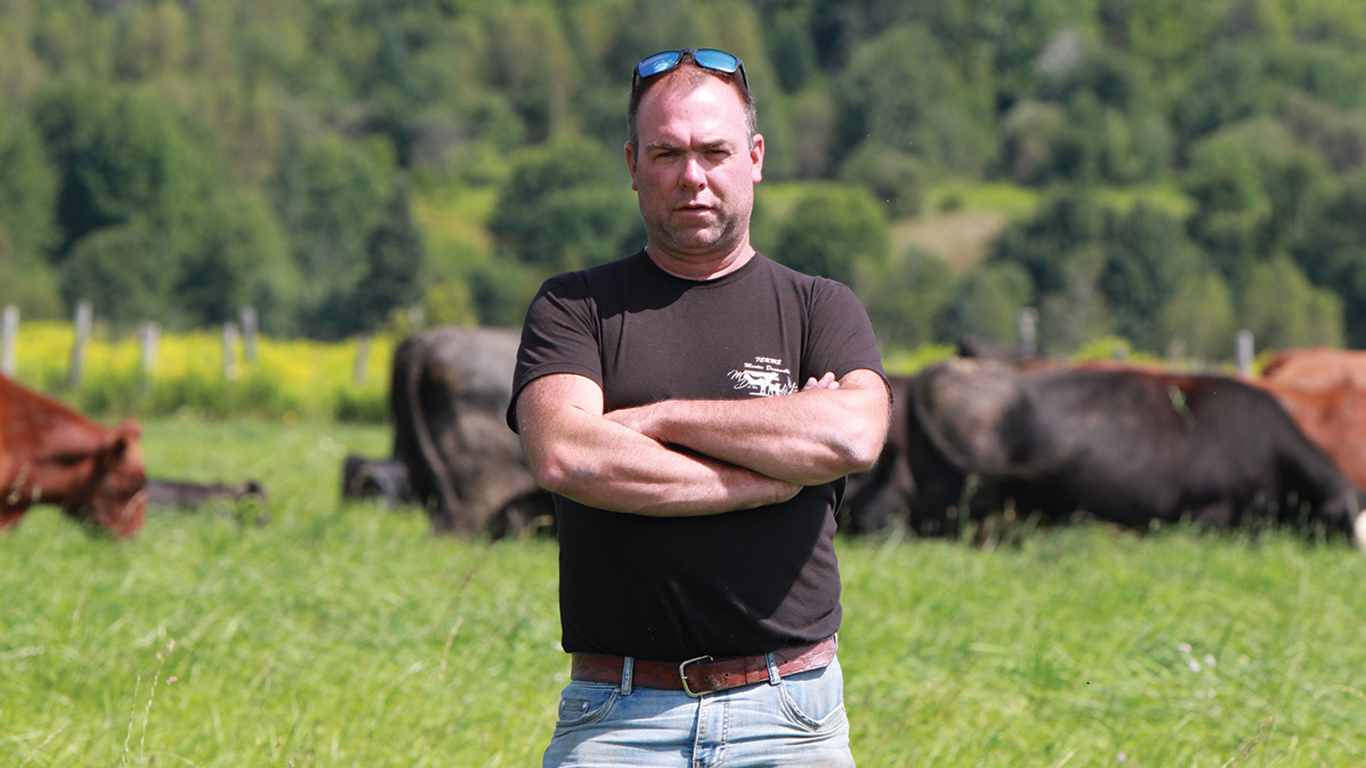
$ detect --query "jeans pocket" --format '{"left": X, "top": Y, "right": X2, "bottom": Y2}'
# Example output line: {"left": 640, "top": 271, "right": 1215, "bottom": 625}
{"left": 554, "top": 682, "right": 620, "bottom": 728}
{"left": 778, "top": 663, "right": 847, "bottom": 731}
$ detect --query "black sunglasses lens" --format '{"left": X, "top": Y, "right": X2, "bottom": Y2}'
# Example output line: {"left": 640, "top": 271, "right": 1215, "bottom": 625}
{"left": 637, "top": 51, "right": 683, "bottom": 79}
{"left": 691, "top": 49, "right": 739, "bottom": 74}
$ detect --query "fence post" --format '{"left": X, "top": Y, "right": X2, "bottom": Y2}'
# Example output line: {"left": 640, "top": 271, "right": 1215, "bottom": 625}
{"left": 239, "top": 306, "right": 258, "bottom": 364}
{"left": 1235, "top": 329, "right": 1255, "bottom": 378}
{"left": 354, "top": 333, "right": 370, "bottom": 385}
{"left": 1, "top": 305, "right": 17, "bottom": 376}
{"left": 140, "top": 321, "right": 161, "bottom": 388}
{"left": 223, "top": 322, "right": 240, "bottom": 381}
{"left": 68, "top": 300, "right": 92, "bottom": 388}
{"left": 1017, "top": 307, "right": 1038, "bottom": 357}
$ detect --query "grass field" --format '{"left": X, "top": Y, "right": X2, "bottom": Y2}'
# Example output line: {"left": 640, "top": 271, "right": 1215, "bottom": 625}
{"left": 4, "top": 417, "right": 1366, "bottom": 767}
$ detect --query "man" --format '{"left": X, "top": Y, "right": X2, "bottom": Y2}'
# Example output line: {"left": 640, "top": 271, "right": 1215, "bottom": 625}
{"left": 508, "top": 48, "right": 891, "bottom": 767}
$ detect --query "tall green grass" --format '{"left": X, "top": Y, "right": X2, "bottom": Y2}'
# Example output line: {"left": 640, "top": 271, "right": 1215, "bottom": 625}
{"left": 3, "top": 417, "right": 1365, "bottom": 766}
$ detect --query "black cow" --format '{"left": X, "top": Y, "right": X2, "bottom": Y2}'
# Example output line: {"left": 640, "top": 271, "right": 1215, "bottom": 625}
{"left": 391, "top": 326, "right": 554, "bottom": 538}
{"left": 144, "top": 478, "right": 269, "bottom": 525}
{"left": 906, "top": 358, "right": 1364, "bottom": 542}
{"left": 341, "top": 454, "right": 414, "bottom": 509}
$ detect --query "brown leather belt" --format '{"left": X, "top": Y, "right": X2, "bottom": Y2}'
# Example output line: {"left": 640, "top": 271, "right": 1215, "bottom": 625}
{"left": 570, "top": 636, "right": 837, "bottom": 697}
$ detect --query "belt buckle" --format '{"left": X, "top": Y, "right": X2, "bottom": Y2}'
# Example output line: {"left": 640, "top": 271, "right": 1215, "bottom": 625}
{"left": 678, "top": 655, "right": 714, "bottom": 697}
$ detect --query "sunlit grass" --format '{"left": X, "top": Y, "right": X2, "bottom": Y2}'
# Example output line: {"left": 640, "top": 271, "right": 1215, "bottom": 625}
{"left": 3, "top": 418, "right": 1366, "bottom": 766}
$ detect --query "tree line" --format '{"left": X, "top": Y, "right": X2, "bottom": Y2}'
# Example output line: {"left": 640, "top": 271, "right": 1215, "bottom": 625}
{"left": 2, "top": 0, "right": 1366, "bottom": 355}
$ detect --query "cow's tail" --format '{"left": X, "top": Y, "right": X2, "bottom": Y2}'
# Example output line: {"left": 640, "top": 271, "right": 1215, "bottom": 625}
{"left": 397, "top": 335, "right": 467, "bottom": 533}
{"left": 909, "top": 365, "right": 1083, "bottom": 481}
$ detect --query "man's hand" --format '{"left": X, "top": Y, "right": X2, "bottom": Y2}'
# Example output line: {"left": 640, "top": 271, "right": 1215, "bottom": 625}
{"left": 804, "top": 371, "right": 839, "bottom": 391}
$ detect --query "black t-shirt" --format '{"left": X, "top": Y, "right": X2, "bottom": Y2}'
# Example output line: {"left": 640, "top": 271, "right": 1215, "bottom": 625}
{"left": 509, "top": 250, "right": 886, "bottom": 660}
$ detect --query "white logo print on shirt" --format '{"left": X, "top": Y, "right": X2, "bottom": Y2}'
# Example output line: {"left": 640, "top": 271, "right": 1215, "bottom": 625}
{"left": 729, "top": 356, "right": 798, "bottom": 397}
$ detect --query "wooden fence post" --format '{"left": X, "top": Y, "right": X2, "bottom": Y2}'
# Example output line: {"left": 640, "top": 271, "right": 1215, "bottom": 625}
{"left": 239, "top": 306, "right": 258, "bottom": 364}
{"left": 140, "top": 321, "right": 161, "bottom": 388}
{"left": 68, "top": 300, "right": 92, "bottom": 388}
{"left": 223, "top": 323, "right": 240, "bottom": 381}
{"left": 1017, "top": 307, "right": 1038, "bottom": 357}
{"left": 354, "top": 334, "right": 370, "bottom": 385}
{"left": 1235, "top": 329, "right": 1255, "bottom": 378}
{"left": 1, "top": 305, "right": 17, "bottom": 377}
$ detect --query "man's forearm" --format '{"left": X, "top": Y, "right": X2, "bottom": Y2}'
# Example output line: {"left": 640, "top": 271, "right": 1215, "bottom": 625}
{"left": 518, "top": 374, "right": 801, "bottom": 516}
{"left": 605, "top": 370, "right": 891, "bottom": 486}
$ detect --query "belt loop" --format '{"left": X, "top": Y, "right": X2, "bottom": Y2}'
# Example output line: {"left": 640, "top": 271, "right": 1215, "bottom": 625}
{"left": 620, "top": 656, "right": 634, "bottom": 695}
{"left": 765, "top": 652, "right": 781, "bottom": 686}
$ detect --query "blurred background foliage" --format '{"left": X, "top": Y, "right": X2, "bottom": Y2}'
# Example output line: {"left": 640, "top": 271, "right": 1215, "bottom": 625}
{"left": 2, "top": 0, "right": 1366, "bottom": 360}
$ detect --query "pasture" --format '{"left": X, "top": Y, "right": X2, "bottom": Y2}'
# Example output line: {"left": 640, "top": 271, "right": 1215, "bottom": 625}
{"left": 4, "top": 417, "right": 1366, "bottom": 767}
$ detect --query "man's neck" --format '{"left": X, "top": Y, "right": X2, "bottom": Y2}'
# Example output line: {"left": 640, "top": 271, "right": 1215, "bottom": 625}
{"left": 645, "top": 243, "right": 756, "bottom": 281}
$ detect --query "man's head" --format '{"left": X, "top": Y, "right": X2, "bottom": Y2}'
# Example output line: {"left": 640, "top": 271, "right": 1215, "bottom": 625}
{"left": 625, "top": 49, "right": 764, "bottom": 274}
{"left": 627, "top": 49, "right": 756, "bottom": 150}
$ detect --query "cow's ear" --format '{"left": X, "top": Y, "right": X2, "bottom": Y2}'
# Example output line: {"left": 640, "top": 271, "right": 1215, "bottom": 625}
{"left": 103, "top": 422, "right": 141, "bottom": 464}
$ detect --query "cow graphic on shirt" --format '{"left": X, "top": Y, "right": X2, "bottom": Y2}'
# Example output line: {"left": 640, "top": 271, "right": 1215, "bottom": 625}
{"left": 729, "top": 357, "right": 798, "bottom": 397}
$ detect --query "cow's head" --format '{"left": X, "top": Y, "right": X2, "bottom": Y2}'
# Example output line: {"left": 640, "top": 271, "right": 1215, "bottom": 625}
{"left": 65, "top": 421, "right": 147, "bottom": 538}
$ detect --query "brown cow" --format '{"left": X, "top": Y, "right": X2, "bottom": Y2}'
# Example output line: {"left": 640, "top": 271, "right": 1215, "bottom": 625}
{"left": 1262, "top": 347, "right": 1366, "bottom": 389}
{"left": 1250, "top": 378, "right": 1366, "bottom": 491}
{"left": 1, "top": 374, "right": 147, "bottom": 538}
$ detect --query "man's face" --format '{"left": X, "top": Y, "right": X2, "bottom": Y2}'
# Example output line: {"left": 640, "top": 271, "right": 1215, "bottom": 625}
{"left": 626, "top": 75, "right": 764, "bottom": 268}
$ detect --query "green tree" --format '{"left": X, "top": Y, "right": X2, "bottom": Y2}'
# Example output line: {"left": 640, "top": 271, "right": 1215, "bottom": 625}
{"left": 0, "top": 107, "right": 58, "bottom": 264}
{"left": 773, "top": 184, "right": 889, "bottom": 287}
{"left": 60, "top": 223, "right": 172, "bottom": 323}
{"left": 836, "top": 24, "right": 994, "bottom": 176}
{"left": 1099, "top": 203, "right": 1198, "bottom": 351}
{"left": 860, "top": 248, "right": 955, "bottom": 351}
{"left": 1240, "top": 256, "right": 1344, "bottom": 349}
{"left": 1290, "top": 167, "right": 1366, "bottom": 346}
{"left": 1185, "top": 119, "right": 1330, "bottom": 288}
{"left": 940, "top": 262, "right": 1033, "bottom": 348}
{"left": 31, "top": 82, "right": 217, "bottom": 263}
{"left": 273, "top": 132, "right": 394, "bottom": 329}
{"left": 487, "top": 136, "right": 640, "bottom": 273}
{"left": 349, "top": 185, "right": 426, "bottom": 335}
{"left": 1157, "top": 269, "right": 1237, "bottom": 361}
{"left": 991, "top": 187, "right": 1103, "bottom": 297}
{"left": 175, "top": 188, "right": 298, "bottom": 331}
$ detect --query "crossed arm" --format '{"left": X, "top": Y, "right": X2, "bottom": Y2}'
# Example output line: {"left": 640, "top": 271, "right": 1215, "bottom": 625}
{"left": 514, "top": 369, "right": 891, "bottom": 517}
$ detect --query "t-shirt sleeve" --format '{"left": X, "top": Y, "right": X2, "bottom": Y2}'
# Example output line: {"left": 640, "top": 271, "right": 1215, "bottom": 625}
{"left": 507, "top": 273, "right": 603, "bottom": 433}
{"left": 802, "top": 278, "right": 888, "bottom": 388}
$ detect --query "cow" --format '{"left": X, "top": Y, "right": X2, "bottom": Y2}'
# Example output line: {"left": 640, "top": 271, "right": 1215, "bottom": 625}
{"left": 145, "top": 478, "right": 270, "bottom": 525}
{"left": 1250, "top": 379, "right": 1366, "bottom": 491}
{"left": 341, "top": 454, "right": 414, "bottom": 509}
{"left": 1261, "top": 347, "right": 1366, "bottom": 389}
{"left": 1, "top": 373, "right": 147, "bottom": 538}
{"left": 906, "top": 358, "right": 1365, "bottom": 544}
{"left": 391, "top": 326, "right": 554, "bottom": 538}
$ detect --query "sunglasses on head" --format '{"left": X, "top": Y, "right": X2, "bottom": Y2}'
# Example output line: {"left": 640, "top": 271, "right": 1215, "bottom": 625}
{"left": 632, "top": 49, "right": 749, "bottom": 93}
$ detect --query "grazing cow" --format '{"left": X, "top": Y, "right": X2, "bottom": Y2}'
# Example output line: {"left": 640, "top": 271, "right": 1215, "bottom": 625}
{"left": 391, "top": 326, "right": 555, "bottom": 538}
{"left": 1262, "top": 347, "right": 1366, "bottom": 389}
{"left": 1, "top": 374, "right": 146, "bottom": 538}
{"left": 840, "top": 374, "right": 915, "bottom": 534}
{"left": 906, "top": 358, "right": 1364, "bottom": 542}
{"left": 1251, "top": 379, "right": 1366, "bottom": 491}
{"left": 341, "top": 454, "right": 413, "bottom": 508}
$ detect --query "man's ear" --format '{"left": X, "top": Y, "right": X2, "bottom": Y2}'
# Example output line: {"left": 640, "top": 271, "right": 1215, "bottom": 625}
{"left": 750, "top": 133, "right": 764, "bottom": 184}
{"left": 625, "top": 141, "right": 639, "bottom": 191}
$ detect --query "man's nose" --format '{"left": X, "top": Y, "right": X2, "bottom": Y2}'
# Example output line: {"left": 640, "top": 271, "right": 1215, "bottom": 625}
{"left": 679, "top": 155, "right": 707, "bottom": 189}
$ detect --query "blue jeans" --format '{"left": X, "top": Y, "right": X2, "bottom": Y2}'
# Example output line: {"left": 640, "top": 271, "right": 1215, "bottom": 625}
{"left": 542, "top": 654, "right": 854, "bottom": 767}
